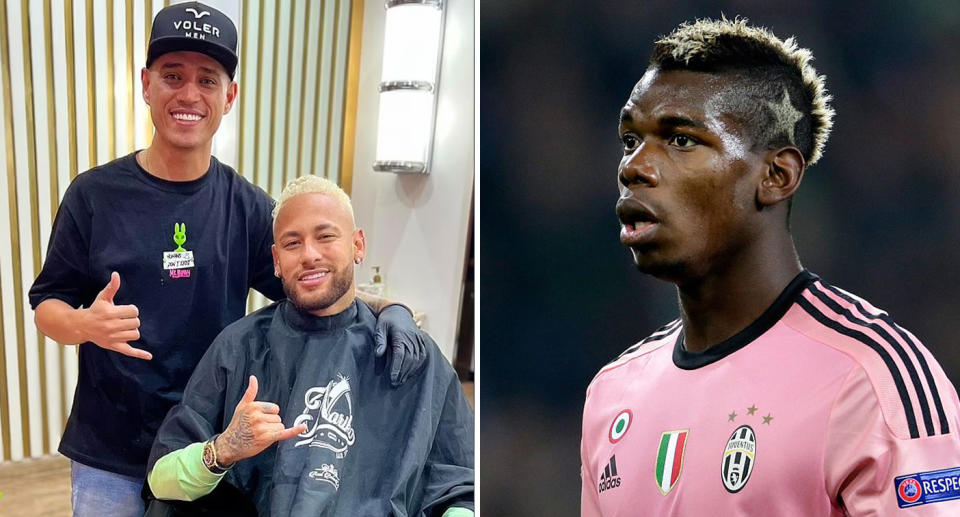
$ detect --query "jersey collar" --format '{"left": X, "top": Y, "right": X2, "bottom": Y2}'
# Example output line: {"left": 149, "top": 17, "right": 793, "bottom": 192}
{"left": 672, "top": 270, "right": 817, "bottom": 370}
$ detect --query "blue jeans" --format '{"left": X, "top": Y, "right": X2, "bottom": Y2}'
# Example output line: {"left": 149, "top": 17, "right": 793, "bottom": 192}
{"left": 70, "top": 460, "right": 144, "bottom": 517}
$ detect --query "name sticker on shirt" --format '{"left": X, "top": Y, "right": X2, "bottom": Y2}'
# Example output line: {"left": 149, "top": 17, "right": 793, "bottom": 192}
{"left": 894, "top": 467, "right": 960, "bottom": 508}
{"left": 162, "top": 251, "right": 195, "bottom": 270}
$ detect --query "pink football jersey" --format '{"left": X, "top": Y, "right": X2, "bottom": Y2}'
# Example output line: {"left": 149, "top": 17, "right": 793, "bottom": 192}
{"left": 581, "top": 271, "right": 960, "bottom": 515}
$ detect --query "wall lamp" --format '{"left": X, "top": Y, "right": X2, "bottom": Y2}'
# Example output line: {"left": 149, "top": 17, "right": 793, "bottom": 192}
{"left": 373, "top": 0, "right": 445, "bottom": 174}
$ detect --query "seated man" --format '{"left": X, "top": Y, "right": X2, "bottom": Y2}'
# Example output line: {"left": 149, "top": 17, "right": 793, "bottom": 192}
{"left": 146, "top": 175, "right": 474, "bottom": 516}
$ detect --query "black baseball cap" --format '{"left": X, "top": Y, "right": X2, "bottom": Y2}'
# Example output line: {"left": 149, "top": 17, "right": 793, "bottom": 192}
{"left": 146, "top": 2, "right": 238, "bottom": 79}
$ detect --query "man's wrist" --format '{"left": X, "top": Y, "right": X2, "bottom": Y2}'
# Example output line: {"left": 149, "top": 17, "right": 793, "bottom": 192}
{"left": 73, "top": 307, "right": 91, "bottom": 344}
{"left": 210, "top": 434, "right": 237, "bottom": 470}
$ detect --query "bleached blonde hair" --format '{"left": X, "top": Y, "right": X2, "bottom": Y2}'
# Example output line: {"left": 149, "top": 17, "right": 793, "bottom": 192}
{"left": 271, "top": 175, "right": 355, "bottom": 226}
{"left": 651, "top": 17, "right": 834, "bottom": 165}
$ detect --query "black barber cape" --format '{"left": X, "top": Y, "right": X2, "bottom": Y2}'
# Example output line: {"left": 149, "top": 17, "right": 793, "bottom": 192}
{"left": 148, "top": 300, "right": 474, "bottom": 516}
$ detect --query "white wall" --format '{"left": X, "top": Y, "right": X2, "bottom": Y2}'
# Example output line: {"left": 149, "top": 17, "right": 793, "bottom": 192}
{"left": 351, "top": 0, "right": 475, "bottom": 361}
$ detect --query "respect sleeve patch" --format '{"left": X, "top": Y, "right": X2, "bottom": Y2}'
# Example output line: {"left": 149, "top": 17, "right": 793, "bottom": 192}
{"left": 894, "top": 467, "right": 960, "bottom": 508}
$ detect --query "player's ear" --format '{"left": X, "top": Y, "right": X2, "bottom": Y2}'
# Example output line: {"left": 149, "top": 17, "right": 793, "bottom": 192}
{"left": 757, "top": 147, "right": 804, "bottom": 208}
{"left": 271, "top": 244, "right": 280, "bottom": 277}
{"left": 353, "top": 229, "right": 366, "bottom": 262}
{"left": 223, "top": 81, "right": 239, "bottom": 114}
{"left": 141, "top": 67, "right": 152, "bottom": 105}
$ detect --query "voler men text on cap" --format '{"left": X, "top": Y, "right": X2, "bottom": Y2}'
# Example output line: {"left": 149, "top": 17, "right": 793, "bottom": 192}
{"left": 146, "top": 1, "right": 239, "bottom": 79}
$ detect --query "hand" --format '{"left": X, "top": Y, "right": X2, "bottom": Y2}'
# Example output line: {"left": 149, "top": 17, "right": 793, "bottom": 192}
{"left": 80, "top": 272, "right": 150, "bottom": 360}
{"left": 215, "top": 375, "right": 307, "bottom": 466}
{"left": 375, "top": 305, "right": 428, "bottom": 387}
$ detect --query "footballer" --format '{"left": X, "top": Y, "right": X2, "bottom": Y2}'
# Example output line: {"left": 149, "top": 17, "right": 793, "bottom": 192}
{"left": 580, "top": 17, "right": 960, "bottom": 516}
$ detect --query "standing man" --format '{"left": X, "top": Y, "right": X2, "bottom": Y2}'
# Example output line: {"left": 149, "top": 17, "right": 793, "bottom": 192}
{"left": 146, "top": 175, "right": 474, "bottom": 516}
{"left": 581, "top": 18, "right": 960, "bottom": 515}
{"left": 29, "top": 3, "right": 423, "bottom": 515}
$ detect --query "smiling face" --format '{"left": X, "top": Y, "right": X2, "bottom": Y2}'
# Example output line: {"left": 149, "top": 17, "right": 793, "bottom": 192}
{"left": 271, "top": 193, "right": 365, "bottom": 317}
{"left": 141, "top": 51, "right": 238, "bottom": 152}
{"left": 616, "top": 68, "right": 772, "bottom": 282}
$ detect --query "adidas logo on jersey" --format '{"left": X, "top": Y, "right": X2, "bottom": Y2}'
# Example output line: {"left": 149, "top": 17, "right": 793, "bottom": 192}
{"left": 598, "top": 455, "right": 622, "bottom": 493}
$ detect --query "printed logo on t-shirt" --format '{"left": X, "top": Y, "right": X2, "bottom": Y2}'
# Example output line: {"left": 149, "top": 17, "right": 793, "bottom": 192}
{"left": 894, "top": 467, "right": 960, "bottom": 508}
{"left": 655, "top": 429, "right": 688, "bottom": 495}
{"left": 721, "top": 425, "right": 756, "bottom": 493}
{"left": 162, "top": 222, "right": 195, "bottom": 278}
{"left": 609, "top": 409, "right": 633, "bottom": 443}
{"left": 598, "top": 455, "right": 622, "bottom": 493}
{"left": 294, "top": 374, "right": 356, "bottom": 458}
{"left": 308, "top": 463, "right": 341, "bottom": 491}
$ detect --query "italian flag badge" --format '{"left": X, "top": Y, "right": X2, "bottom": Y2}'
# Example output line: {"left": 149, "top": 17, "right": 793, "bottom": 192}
{"left": 655, "top": 429, "right": 689, "bottom": 495}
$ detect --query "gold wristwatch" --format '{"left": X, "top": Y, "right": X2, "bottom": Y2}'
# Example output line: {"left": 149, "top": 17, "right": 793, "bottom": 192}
{"left": 202, "top": 437, "right": 233, "bottom": 474}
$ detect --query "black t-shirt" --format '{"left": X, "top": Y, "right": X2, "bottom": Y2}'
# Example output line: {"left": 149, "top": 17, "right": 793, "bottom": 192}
{"left": 29, "top": 152, "right": 285, "bottom": 477}
{"left": 149, "top": 300, "right": 475, "bottom": 516}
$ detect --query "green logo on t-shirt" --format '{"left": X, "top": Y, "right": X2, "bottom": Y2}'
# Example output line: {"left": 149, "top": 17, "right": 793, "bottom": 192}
{"left": 173, "top": 222, "right": 187, "bottom": 252}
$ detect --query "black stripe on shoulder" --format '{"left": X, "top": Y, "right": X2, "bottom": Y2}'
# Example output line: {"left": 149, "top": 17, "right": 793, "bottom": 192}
{"left": 617, "top": 320, "right": 681, "bottom": 359}
{"left": 820, "top": 283, "right": 949, "bottom": 435}
{"left": 796, "top": 293, "right": 920, "bottom": 439}
{"left": 809, "top": 283, "right": 935, "bottom": 437}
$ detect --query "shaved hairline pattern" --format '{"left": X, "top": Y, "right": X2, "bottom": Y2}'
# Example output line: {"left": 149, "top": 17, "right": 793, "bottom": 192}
{"left": 651, "top": 17, "right": 835, "bottom": 165}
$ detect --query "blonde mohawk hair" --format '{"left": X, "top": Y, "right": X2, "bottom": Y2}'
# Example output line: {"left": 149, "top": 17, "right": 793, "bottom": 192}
{"left": 652, "top": 17, "right": 834, "bottom": 165}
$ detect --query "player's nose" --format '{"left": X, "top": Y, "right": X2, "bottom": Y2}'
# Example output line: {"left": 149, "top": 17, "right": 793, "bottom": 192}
{"left": 619, "top": 143, "right": 660, "bottom": 188}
